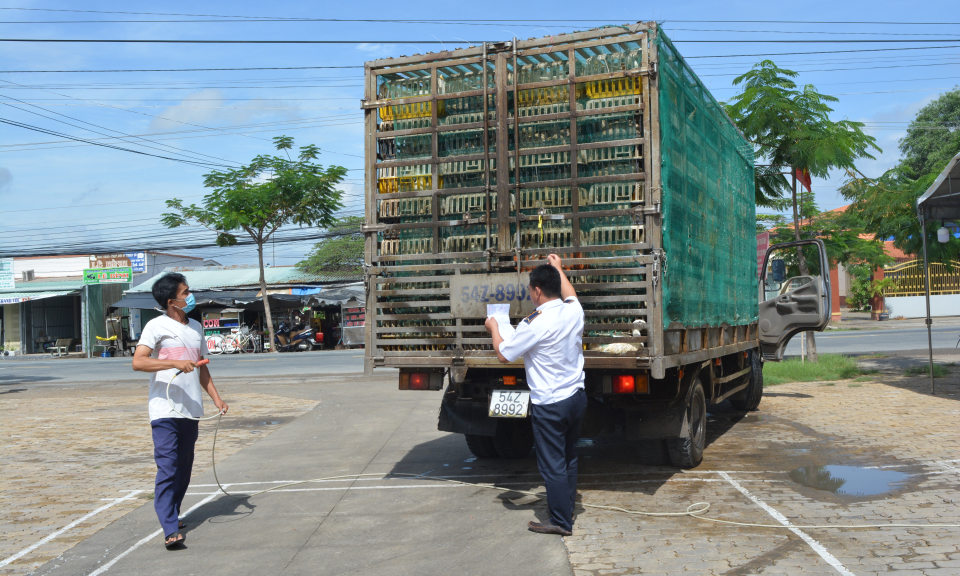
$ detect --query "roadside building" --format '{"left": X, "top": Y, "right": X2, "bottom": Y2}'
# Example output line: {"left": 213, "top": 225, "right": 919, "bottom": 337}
{"left": 1, "top": 252, "right": 217, "bottom": 356}
{"left": 113, "top": 265, "right": 363, "bottom": 350}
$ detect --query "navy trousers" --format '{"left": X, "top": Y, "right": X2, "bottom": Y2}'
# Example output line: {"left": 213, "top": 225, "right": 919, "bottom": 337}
{"left": 530, "top": 388, "right": 587, "bottom": 532}
{"left": 151, "top": 417, "right": 199, "bottom": 537}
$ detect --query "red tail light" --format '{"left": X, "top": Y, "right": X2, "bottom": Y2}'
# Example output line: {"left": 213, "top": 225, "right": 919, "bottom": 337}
{"left": 409, "top": 373, "right": 429, "bottom": 390}
{"left": 613, "top": 375, "right": 635, "bottom": 394}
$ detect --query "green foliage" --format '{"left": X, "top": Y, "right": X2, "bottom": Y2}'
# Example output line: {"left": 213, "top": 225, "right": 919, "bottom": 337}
{"left": 841, "top": 167, "right": 960, "bottom": 266}
{"left": 161, "top": 136, "right": 347, "bottom": 351}
{"left": 847, "top": 265, "right": 873, "bottom": 311}
{"left": 162, "top": 136, "right": 347, "bottom": 246}
{"left": 841, "top": 89, "right": 960, "bottom": 266}
{"left": 724, "top": 61, "right": 880, "bottom": 207}
{"left": 762, "top": 353, "right": 874, "bottom": 386}
{"left": 900, "top": 87, "right": 960, "bottom": 178}
{"left": 756, "top": 213, "right": 787, "bottom": 234}
{"left": 904, "top": 364, "right": 949, "bottom": 378}
{"left": 296, "top": 216, "right": 364, "bottom": 274}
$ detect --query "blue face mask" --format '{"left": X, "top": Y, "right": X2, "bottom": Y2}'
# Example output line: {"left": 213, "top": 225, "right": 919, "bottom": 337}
{"left": 173, "top": 294, "right": 196, "bottom": 314}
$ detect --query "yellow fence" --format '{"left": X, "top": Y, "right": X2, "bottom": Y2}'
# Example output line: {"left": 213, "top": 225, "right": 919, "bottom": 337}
{"left": 884, "top": 260, "right": 960, "bottom": 297}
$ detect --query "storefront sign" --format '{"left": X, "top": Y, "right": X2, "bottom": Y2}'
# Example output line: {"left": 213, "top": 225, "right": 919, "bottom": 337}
{"left": 83, "top": 267, "right": 133, "bottom": 284}
{"left": 0, "top": 258, "right": 13, "bottom": 290}
{"left": 89, "top": 254, "right": 132, "bottom": 269}
{"left": 0, "top": 296, "right": 25, "bottom": 305}
{"left": 125, "top": 252, "right": 146, "bottom": 273}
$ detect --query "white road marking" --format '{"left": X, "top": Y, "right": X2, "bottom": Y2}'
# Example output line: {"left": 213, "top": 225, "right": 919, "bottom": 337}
{"left": 188, "top": 469, "right": 788, "bottom": 488}
{"left": 0, "top": 491, "right": 143, "bottom": 569}
{"left": 87, "top": 487, "right": 228, "bottom": 576}
{"left": 719, "top": 472, "right": 855, "bottom": 576}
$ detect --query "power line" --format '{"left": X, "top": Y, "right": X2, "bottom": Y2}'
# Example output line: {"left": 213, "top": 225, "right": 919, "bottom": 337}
{"left": 1, "top": 9, "right": 958, "bottom": 24}
{"left": 0, "top": 88, "right": 241, "bottom": 167}
{"left": 0, "top": 116, "right": 232, "bottom": 169}
{"left": 0, "top": 66, "right": 365, "bottom": 73}
{"left": 0, "top": 38, "right": 484, "bottom": 44}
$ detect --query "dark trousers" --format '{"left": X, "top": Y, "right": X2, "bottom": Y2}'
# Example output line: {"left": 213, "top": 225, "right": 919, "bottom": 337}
{"left": 151, "top": 417, "right": 199, "bottom": 537}
{"left": 530, "top": 388, "right": 587, "bottom": 532}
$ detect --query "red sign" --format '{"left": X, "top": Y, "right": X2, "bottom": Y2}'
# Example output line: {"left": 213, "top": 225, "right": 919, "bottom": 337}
{"left": 757, "top": 232, "right": 770, "bottom": 277}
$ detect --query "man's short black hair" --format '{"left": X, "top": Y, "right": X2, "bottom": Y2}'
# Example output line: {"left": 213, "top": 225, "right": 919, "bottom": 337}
{"left": 529, "top": 264, "right": 561, "bottom": 298}
{"left": 152, "top": 272, "right": 187, "bottom": 309}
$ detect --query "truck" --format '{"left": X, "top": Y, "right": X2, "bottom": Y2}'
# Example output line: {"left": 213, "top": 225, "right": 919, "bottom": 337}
{"left": 360, "top": 22, "right": 832, "bottom": 468}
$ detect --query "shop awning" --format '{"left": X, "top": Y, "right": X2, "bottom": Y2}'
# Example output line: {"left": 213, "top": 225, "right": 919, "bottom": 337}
{"left": 0, "top": 290, "right": 78, "bottom": 305}
{"left": 111, "top": 290, "right": 260, "bottom": 310}
{"left": 917, "top": 151, "right": 960, "bottom": 220}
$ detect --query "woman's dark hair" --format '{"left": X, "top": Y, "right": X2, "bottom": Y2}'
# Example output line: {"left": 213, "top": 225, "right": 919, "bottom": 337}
{"left": 152, "top": 272, "right": 187, "bottom": 309}
{"left": 529, "top": 264, "right": 561, "bottom": 298}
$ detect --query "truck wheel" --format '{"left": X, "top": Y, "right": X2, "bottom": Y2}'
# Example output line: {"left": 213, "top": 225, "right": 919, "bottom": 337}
{"left": 493, "top": 418, "right": 534, "bottom": 459}
{"left": 667, "top": 378, "right": 706, "bottom": 469}
{"left": 465, "top": 434, "right": 498, "bottom": 459}
{"left": 729, "top": 351, "right": 763, "bottom": 412}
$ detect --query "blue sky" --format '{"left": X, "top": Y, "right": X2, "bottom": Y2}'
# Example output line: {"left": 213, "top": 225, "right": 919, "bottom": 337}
{"left": 1, "top": 0, "right": 958, "bottom": 266}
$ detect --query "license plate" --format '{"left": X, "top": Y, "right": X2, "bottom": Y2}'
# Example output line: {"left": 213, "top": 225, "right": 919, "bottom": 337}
{"left": 489, "top": 390, "right": 530, "bottom": 418}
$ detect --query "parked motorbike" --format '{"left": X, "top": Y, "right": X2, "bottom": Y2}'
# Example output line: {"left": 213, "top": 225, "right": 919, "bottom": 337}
{"left": 290, "top": 324, "right": 321, "bottom": 351}
{"left": 273, "top": 322, "right": 298, "bottom": 352}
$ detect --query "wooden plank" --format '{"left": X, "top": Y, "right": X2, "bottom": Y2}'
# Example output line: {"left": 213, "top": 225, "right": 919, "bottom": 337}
{"left": 375, "top": 339, "right": 458, "bottom": 346}
{"left": 375, "top": 313, "right": 453, "bottom": 320}
{"left": 376, "top": 300, "right": 450, "bottom": 308}
{"left": 584, "top": 309, "right": 650, "bottom": 316}
{"left": 378, "top": 288, "right": 452, "bottom": 296}
{"left": 578, "top": 295, "right": 647, "bottom": 303}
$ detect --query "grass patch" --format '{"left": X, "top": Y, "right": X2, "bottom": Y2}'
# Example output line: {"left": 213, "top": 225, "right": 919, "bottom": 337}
{"left": 904, "top": 364, "right": 950, "bottom": 378}
{"left": 857, "top": 353, "right": 889, "bottom": 360}
{"left": 848, "top": 383, "right": 863, "bottom": 388}
{"left": 763, "top": 353, "right": 876, "bottom": 386}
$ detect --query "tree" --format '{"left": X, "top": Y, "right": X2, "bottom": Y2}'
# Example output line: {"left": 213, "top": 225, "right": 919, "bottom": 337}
{"left": 841, "top": 88, "right": 960, "bottom": 267}
{"left": 297, "top": 215, "right": 364, "bottom": 274}
{"left": 162, "top": 136, "right": 347, "bottom": 353}
{"left": 725, "top": 61, "right": 881, "bottom": 362}
{"left": 899, "top": 87, "right": 960, "bottom": 178}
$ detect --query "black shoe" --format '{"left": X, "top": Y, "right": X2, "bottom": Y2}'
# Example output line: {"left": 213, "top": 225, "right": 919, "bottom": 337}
{"left": 164, "top": 532, "right": 185, "bottom": 549}
{"left": 527, "top": 521, "right": 572, "bottom": 536}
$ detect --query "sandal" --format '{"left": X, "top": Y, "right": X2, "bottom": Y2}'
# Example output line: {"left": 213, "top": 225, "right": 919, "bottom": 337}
{"left": 179, "top": 521, "right": 186, "bottom": 529}
{"left": 164, "top": 532, "right": 185, "bottom": 549}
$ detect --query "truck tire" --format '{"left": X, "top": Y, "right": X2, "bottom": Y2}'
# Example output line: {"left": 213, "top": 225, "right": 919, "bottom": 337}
{"left": 465, "top": 434, "right": 498, "bottom": 459}
{"left": 729, "top": 351, "right": 763, "bottom": 412}
{"left": 493, "top": 418, "right": 534, "bottom": 459}
{"left": 667, "top": 378, "right": 706, "bottom": 469}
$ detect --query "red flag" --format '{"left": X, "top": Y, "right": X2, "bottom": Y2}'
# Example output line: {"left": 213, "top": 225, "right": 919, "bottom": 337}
{"left": 796, "top": 168, "right": 812, "bottom": 193}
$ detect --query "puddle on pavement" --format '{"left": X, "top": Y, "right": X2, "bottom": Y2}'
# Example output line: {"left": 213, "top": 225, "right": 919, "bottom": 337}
{"left": 789, "top": 465, "right": 911, "bottom": 497}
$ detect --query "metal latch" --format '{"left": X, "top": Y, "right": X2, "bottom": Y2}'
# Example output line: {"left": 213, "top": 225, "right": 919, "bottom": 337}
{"left": 452, "top": 348, "right": 465, "bottom": 366}
{"left": 361, "top": 223, "right": 387, "bottom": 233}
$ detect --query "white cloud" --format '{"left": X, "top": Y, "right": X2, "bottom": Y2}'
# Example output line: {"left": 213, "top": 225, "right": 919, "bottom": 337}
{"left": 149, "top": 89, "right": 301, "bottom": 132}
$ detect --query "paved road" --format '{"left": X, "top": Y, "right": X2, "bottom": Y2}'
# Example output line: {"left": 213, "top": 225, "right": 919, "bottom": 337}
{"left": 0, "top": 350, "right": 370, "bottom": 386}
{"left": 784, "top": 325, "right": 958, "bottom": 355}
{"left": 14, "top": 372, "right": 569, "bottom": 576}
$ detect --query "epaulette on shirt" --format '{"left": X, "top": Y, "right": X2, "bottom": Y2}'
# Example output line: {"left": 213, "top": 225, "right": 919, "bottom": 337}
{"left": 523, "top": 310, "right": 542, "bottom": 324}
{"left": 563, "top": 298, "right": 575, "bottom": 304}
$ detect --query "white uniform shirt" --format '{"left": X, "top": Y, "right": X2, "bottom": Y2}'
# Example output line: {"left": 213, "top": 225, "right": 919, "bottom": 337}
{"left": 498, "top": 296, "right": 585, "bottom": 405}
{"left": 138, "top": 315, "right": 205, "bottom": 421}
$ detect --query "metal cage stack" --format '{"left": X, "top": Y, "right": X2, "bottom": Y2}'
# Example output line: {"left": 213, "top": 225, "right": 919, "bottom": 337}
{"left": 362, "top": 23, "right": 757, "bottom": 376}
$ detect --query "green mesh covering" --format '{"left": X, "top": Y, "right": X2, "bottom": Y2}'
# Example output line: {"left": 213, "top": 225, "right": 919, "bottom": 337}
{"left": 657, "top": 30, "right": 757, "bottom": 328}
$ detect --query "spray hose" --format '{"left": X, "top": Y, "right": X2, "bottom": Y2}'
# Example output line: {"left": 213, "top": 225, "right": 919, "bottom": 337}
{"left": 164, "top": 362, "right": 960, "bottom": 531}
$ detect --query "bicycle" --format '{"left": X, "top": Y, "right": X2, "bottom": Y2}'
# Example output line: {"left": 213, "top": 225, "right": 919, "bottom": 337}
{"left": 220, "top": 325, "right": 260, "bottom": 354}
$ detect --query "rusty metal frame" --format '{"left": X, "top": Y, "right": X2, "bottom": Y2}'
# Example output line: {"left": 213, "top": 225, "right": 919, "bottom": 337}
{"left": 363, "top": 23, "right": 754, "bottom": 375}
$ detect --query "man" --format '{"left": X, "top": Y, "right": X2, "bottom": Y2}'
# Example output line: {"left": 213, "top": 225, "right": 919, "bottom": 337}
{"left": 485, "top": 254, "right": 586, "bottom": 536}
{"left": 132, "top": 273, "right": 228, "bottom": 549}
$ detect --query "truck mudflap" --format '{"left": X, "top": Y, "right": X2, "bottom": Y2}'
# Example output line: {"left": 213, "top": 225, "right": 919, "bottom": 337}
{"left": 438, "top": 391, "right": 497, "bottom": 437}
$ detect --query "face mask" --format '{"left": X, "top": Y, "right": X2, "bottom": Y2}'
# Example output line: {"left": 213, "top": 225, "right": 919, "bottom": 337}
{"left": 173, "top": 294, "right": 196, "bottom": 314}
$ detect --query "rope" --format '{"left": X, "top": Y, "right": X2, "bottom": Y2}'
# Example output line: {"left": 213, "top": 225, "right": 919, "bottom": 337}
{"left": 166, "top": 366, "right": 960, "bottom": 530}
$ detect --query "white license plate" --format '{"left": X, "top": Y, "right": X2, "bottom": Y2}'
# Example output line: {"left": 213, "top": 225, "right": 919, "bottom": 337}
{"left": 489, "top": 390, "right": 530, "bottom": 418}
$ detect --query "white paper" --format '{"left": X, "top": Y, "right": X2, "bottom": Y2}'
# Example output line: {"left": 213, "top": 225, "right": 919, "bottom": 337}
{"left": 487, "top": 304, "right": 515, "bottom": 339}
